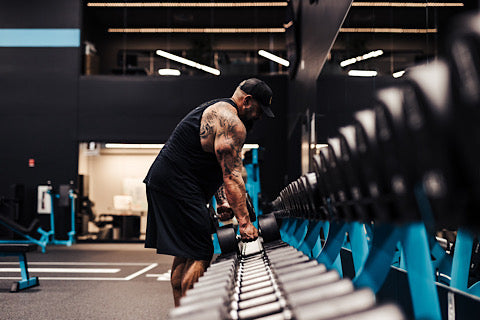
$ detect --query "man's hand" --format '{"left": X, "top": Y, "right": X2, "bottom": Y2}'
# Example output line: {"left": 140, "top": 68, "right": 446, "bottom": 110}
{"left": 239, "top": 222, "right": 258, "bottom": 241}
{"left": 216, "top": 203, "right": 234, "bottom": 221}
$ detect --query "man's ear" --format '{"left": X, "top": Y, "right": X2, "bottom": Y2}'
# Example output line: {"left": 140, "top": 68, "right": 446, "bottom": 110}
{"left": 244, "top": 95, "right": 252, "bottom": 108}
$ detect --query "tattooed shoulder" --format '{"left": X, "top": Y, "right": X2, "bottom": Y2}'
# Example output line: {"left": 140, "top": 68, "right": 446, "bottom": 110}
{"left": 200, "top": 108, "right": 217, "bottom": 140}
{"left": 216, "top": 108, "right": 246, "bottom": 143}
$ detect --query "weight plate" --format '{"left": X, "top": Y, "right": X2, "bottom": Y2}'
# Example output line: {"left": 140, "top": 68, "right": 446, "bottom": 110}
{"left": 217, "top": 226, "right": 238, "bottom": 254}
{"left": 258, "top": 213, "right": 281, "bottom": 243}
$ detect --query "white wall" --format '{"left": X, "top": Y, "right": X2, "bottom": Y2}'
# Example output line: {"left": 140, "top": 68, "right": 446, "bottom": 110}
{"left": 78, "top": 143, "right": 159, "bottom": 216}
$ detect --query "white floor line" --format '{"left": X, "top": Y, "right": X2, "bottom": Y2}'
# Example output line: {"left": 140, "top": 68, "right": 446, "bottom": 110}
{"left": 146, "top": 269, "right": 171, "bottom": 281}
{"left": 0, "top": 262, "right": 153, "bottom": 266}
{"left": 0, "top": 268, "right": 120, "bottom": 273}
{"left": 0, "top": 276, "right": 126, "bottom": 281}
{"left": 124, "top": 263, "right": 158, "bottom": 280}
{"left": 0, "top": 262, "right": 160, "bottom": 281}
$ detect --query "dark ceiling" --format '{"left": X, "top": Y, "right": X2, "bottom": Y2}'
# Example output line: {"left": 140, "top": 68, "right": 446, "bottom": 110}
{"left": 82, "top": 1, "right": 476, "bottom": 77}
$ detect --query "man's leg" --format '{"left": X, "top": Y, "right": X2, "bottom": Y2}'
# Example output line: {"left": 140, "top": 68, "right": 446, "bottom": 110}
{"left": 180, "top": 259, "right": 211, "bottom": 297}
{"left": 171, "top": 257, "right": 187, "bottom": 307}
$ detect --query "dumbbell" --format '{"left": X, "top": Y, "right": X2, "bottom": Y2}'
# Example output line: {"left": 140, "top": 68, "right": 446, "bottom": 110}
{"left": 210, "top": 193, "right": 260, "bottom": 255}
{"left": 172, "top": 239, "right": 404, "bottom": 320}
{"left": 186, "top": 252, "right": 328, "bottom": 302}
{"left": 176, "top": 270, "right": 362, "bottom": 320}
{"left": 353, "top": 110, "right": 391, "bottom": 222}
{"left": 337, "top": 125, "right": 373, "bottom": 222}
{"left": 173, "top": 254, "right": 341, "bottom": 319}
{"left": 215, "top": 213, "right": 282, "bottom": 256}
{"left": 373, "top": 87, "right": 421, "bottom": 222}
{"left": 303, "top": 172, "right": 321, "bottom": 220}
{"left": 171, "top": 292, "right": 405, "bottom": 320}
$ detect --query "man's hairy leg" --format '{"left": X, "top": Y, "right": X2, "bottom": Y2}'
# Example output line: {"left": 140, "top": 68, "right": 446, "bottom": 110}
{"left": 180, "top": 259, "right": 211, "bottom": 297}
{"left": 171, "top": 257, "right": 187, "bottom": 307}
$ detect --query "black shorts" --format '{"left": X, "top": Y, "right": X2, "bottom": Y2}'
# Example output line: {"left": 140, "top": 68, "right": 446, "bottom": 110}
{"left": 144, "top": 187, "right": 213, "bottom": 261}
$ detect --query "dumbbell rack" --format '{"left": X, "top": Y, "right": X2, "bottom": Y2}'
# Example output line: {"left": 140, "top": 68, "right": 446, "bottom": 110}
{"left": 169, "top": 237, "right": 405, "bottom": 320}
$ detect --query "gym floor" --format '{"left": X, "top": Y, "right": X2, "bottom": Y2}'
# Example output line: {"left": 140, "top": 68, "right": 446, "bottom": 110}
{"left": 0, "top": 244, "right": 175, "bottom": 320}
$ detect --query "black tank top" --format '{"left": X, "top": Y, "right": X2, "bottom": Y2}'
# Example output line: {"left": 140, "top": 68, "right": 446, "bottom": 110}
{"left": 144, "top": 98, "right": 238, "bottom": 202}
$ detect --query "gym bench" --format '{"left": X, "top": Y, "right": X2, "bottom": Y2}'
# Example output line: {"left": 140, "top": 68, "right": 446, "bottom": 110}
{"left": 0, "top": 243, "right": 39, "bottom": 292}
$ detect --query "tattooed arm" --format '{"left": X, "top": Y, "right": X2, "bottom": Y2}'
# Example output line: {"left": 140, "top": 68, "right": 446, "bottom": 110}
{"left": 214, "top": 108, "right": 258, "bottom": 240}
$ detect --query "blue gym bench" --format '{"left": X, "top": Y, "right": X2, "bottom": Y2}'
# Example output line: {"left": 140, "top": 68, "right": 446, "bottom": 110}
{"left": 0, "top": 243, "right": 39, "bottom": 292}
{"left": 0, "top": 214, "right": 49, "bottom": 253}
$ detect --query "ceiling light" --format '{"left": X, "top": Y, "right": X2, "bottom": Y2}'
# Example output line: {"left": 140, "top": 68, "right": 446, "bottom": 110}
{"left": 158, "top": 69, "right": 181, "bottom": 76}
{"left": 352, "top": 2, "right": 464, "bottom": 8}
{"left": 348, "top": 70, "right": 378, "bottom": 77}
{"left": 156, "top": 49, "right": 220, "bottom": 76}
{"left": 88, "top": 2, "right": 288, "bottom": 7}
{"left": 108, "top": 28, "right": 285, "bottom": 33}
{"left": 258, "top": 50, "right": 290, "bottom": 67}
{"left": 393, "top": 70, "right": 405, "bottom": 78}
{"left": 340, "top": 28, "right": 437, "bottom": 33}
{"left": 340, "top": 49, "right": 383, "bottom": 67}
{"left": 105, "top": 144, "right": 165, "bottom": 149}
{"left": 310, "top": 144, "right": 329, "bottom": 149}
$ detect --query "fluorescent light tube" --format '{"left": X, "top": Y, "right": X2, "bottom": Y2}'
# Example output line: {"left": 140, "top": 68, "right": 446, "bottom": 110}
{"left": 258, "top": 50, "right": 290, "bottom": 67}
{"left": 88, "top": 2, "right": 288, "bottom": 7}
{"left": 340, "top": 49, "right": 383, "bottom": 67}
{"left": 393, "top": 70, "right": 405, "bottom": 78}
{"left": 108, "top": 28, "right": 285, "bottom": 33}
{"left": 158, "top": 69, "right": 181, "bottom": 76}
{"left": 348, "top": 70, "right": 378, "bottom": 77}
{"left": 340, "top": 28, "right": 437, "bottom": 34}
{"left": 105, "top": 144, "right": 165, "bottom": 149}
{"left": 310, "top": 144, "right": 329, "bottom": 149}
{"left": 156, "top": 49, "right": 220, "bottom": 76}
{"left": 352, "top": 2, "right": 464, "bottom": 8}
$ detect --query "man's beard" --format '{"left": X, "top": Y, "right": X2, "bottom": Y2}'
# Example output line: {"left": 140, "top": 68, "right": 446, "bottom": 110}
{"left": 239, "top": 115, "right": 255, "bottom": 132}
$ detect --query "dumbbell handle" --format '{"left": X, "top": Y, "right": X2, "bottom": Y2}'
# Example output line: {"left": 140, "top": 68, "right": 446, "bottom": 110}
{"left": 235, "top": 292, "right": 280, "bottom": 310}
{"left": 236, "top": 298, "right": 286, "bottom": 320}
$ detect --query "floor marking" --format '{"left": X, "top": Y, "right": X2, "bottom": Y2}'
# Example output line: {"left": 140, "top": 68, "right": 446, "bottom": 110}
{"left": 124, "top": 263, "right": 158, "bottom": 280}
{"left": 0, "top": 262, "right": 158, "bottom": 281}
{"left": 146, "top": 269, "right": 171, "bottom": 281}
{"left": 0, "top": 268, "right": 120, "bottom": 273}
{"left": 0, "top": 276, "right": 126, "bottom": 281}
{"left": 0, "top": 262, "right": 152, "bottom": 266}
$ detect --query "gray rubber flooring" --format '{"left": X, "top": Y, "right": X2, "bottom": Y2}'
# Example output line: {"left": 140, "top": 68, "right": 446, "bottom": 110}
{"left": 0, "top": 243, "right": 175, "bottom": 320}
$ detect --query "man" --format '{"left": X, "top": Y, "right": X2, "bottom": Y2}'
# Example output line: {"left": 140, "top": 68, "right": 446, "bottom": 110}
{"left": 144, "top": 78, "right": 274, "bottom": 306}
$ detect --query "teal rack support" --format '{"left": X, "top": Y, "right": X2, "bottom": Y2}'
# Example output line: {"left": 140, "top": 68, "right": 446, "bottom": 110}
{"left": 348, "top": 222, "right": 370, "bottom": 275}
{"left": 244, "top": 148, "right": 262, "bottom": 227}
{"left": 211, "top": 197, "right": 222, "bottom": 254}
{"left": 315, "top": 221, "right": 346, "bottom": 276}
{"left": 298, "top": 220, "right": 324, "bottom": 258}
{"left": 290, "top": 219, "right": 369, "bottom": 277}
{"left": 450, "top": 228, "right": 480, "bottom": 296}
{"left": 353, "top": 222, "right": 442, "bottom": 320}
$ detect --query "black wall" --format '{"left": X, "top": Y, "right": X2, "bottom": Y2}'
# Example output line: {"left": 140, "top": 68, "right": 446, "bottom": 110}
{"left": 316, "top": 74, "right": 399, "bottom": 141}
{"left": 0, "top": 0, "right": 81, "bottom": 227}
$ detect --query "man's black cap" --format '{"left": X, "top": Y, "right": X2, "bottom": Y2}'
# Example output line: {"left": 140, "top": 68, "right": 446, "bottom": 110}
{"left": 240, "top": 78, "right": 274, "bottom": 118}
